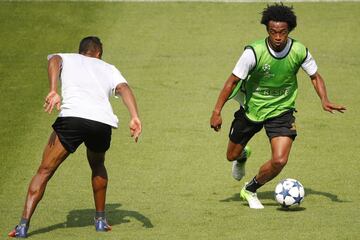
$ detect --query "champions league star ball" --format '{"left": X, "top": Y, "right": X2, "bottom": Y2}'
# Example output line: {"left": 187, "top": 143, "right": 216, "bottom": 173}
{"left": 274, "top": 178, "right": 305, "bottom": 207}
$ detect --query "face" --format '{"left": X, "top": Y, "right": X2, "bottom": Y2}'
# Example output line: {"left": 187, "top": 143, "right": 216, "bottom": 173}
{"left": 267, "top": 21, "right": 289, "bottom": 52}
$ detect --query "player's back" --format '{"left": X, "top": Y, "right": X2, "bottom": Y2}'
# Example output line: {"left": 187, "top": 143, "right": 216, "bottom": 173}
{"left": 50, "top": 53, "right": 124, "bottom": 128}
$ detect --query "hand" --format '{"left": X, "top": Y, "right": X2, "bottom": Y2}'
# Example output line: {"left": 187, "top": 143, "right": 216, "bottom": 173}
{"left": 44, "top": 91, "right": 61, "bottom": 114}
{"left": 129, "top": 117, "right": 142, "bottom": 142}
{"left": 322, "top": 100, "right": 346, "bottom": 113}
{"left": 210, "top": 111, "right": 222, "bottom": 132}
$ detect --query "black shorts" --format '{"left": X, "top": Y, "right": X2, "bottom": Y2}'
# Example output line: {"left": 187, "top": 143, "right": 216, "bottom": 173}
{"left": 229, "top": 108, "right": 297, "bottom": 146}
{"left": 52, "top": 117, "right": 112, "bottom": 153}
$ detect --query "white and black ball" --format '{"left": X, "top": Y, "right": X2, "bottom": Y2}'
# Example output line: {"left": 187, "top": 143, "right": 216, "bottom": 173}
{"left": 275, "top": 178, "right": 305, "bottom": 207}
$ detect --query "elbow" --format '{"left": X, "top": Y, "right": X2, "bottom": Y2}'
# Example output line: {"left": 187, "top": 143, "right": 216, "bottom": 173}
{"left": 115, "top": 83, "right": 130, "bottom": 96}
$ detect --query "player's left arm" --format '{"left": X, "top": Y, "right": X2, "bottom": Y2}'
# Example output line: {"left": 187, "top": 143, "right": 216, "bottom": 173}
{"left": 115, "top": 83, "right": 142, "bottom": 142}
{"left": 310, "top": 72, "right": 346, "bottom": 113}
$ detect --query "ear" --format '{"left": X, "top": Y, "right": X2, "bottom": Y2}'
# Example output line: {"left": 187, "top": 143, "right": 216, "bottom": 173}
{"left": 95, "top": 51, "right": 102, "bottom": 59}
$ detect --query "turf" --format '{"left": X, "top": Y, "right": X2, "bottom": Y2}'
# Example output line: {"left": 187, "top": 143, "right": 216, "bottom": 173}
{"left": 0, "top": 2, "right": 359, "bottom": 240}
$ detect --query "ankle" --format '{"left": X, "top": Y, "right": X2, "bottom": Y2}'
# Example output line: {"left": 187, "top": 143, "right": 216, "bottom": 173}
{"left": 95, "top": 211, "right": 105, "bottom": 219}
{"left": 245, "top": 176, "right": 263, "bottom": 193}
{"left": 19, "top": 217, "right": 29, "bottom": 227}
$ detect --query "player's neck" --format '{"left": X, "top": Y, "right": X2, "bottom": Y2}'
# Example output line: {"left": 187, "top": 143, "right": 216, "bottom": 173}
{"left": 81, "top": 52, "right": 101, "bottom": 59}
{"left": 266, "top": 38, "right": 292, "bottom": 58}
{"left": 267, "top": 38, "right": 289, "bottom": 52}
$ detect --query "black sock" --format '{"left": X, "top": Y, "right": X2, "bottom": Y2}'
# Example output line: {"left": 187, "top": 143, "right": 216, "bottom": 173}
{"left": 95, "top": 211, "right": 105, "bottom": 219}
{"left": 236, "top": 148, "right": 247, "bottom": 162}
{"left": 245, "top": 176, "right": 263, "bottom": 193}
{"left": 19, "top": 217, "right": 29, "bottom": 227}
{"left": 237, "top": 157, "right": 247, "bottom": 163}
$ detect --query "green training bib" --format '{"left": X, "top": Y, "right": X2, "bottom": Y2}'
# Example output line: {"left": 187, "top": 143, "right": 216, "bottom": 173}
{"left": 243, "top": 38, "right": 307, "bottom": 122}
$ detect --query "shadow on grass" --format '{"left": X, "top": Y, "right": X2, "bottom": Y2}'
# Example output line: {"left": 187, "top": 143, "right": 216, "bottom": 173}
{"left": 29, "top": 203, "right": 153, "bottom": 237}
{"left": 220, "top": 187, "right": 350, "bottom": 204}
{"left": 276, "top": 206, "right": 306, "bottom": 211}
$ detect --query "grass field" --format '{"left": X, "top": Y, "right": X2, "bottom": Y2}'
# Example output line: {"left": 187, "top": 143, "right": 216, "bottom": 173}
{"left": 0, "top": 1, "right": 360, "bottom": 240}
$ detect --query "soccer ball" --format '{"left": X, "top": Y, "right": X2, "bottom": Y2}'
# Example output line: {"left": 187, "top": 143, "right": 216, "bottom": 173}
{"left": 274, "top": 178, "right": 305, "bottom": 207}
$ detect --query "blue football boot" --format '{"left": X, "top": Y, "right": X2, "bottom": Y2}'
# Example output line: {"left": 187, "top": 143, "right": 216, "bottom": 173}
{"left": 8, "top": 224, "right": 28, "bottom": 238}
{"left": 94, "top": 217, "right": 112, "bottom": 232}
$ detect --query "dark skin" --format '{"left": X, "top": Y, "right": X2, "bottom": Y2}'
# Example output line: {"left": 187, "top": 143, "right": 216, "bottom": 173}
{"left": 19, "top": 50, "right": 141, "bottom": 224}
{"left": 210, "top": 21, "right": 346, "bottom": 185}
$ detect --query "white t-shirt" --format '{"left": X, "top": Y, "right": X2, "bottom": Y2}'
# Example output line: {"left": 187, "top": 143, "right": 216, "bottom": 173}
{"left": 232, "top": 38, "right": 318, "bottom": 79}
{"left": 47, "top": 53, "right": 127, "bottom": 128}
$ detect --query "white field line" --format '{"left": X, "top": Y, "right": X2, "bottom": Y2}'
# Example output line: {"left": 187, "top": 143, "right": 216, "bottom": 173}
{"left": 3, "top": 0, "right": 360, "bottom": 3}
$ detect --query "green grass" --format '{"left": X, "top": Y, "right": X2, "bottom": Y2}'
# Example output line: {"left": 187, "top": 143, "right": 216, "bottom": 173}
{"left": 1, "top": 2, "right": 360, "bottom": 240}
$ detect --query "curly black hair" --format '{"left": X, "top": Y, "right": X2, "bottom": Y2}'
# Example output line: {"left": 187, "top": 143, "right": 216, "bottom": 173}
{"left": 261, "top": 3, "right": 297, "bottom": 32}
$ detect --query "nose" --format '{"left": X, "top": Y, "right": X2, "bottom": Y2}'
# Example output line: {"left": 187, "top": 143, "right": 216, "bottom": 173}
{"left": 275, "top": 33, "right": 282, "bottom": 40}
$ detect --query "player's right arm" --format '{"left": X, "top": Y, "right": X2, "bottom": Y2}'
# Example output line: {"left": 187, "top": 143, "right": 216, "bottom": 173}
{"left": 210, "top": 48, "right": 255, "bottom": 132}
{"left": 210, "top": 74, "right": 241, "bottom": 132}
{"left": 44, "top": 55, "right": 62, "bottom": 113}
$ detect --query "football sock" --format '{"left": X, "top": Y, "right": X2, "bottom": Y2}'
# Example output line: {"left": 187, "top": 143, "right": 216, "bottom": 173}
{"left": 236, "top": 149, "right": 247, "bottom": 162}
{"left": 19, "top": 217, "right": 29, "bottom": 227}
{"left": 245, "top": 176, "right": 263, "bottom": 193}
{"left": 95, "top": 211, "right": 105, "bottom": 219}
{"left": 237, "top": 157, "right": 247, "bottom": 163}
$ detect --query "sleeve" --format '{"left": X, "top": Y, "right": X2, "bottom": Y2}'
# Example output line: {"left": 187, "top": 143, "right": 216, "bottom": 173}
{"left": 301, "top": 51, "right": 318, "bottom": 76}
{"left": 232, "top": 48, "right": 256, "bottom": 80}
{"left": 112, "top": 66, "right": 128, "bottom": 97}
{"left": 47, "top": 53, "right": 63, "bottom": 60}
{"left": 47, "top": 53, "right": 64, "bottom": 68}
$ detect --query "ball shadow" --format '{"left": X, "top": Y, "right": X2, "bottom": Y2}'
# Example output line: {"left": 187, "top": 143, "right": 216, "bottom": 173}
{"left": 220, "top": 187, "right": 349, "bottom": 206}
{"left": 276, "top": 206, "right": 306, "bottom": 212}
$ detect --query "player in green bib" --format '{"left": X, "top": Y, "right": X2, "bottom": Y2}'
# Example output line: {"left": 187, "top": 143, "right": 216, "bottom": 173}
{"left": 210, "top": 3, "right": 346, "bottom": 209}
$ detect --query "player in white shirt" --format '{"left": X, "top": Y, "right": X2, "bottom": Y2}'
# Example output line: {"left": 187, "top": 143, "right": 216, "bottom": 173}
{"left": 9, "top": 36, "right": 141, "bottom": 238}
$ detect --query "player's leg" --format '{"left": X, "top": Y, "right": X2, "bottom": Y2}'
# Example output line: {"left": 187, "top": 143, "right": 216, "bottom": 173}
{"left": 226, "top": 141, "right": 244, "bottom": 161}
{"left": 227, "top": 141, "right": 251, "bottom": 181}
{"left": 87, "top": 149, "right": 107, "bottom": 212}
{"left": 228, "top": 108, "right": 261, "bottom": 181}
{"left": 253, "top": 110, "right": 297, "bottom": 186}
{"left": 84, "top": 119, "right": 112, "bottom": 232}
{"left": 255, "top": 136, "right": 293, "bottom": 184}
{"left": 87, "top": 149, "right": 111, "bottom": 232}
{"left": 241, "top": 110, "right": 296, "bottom": 209}
{"left": 23, "top": 131, "right": 70, "bottom": 218}
{"left": 9, "top": 131, "right": 69, "bottom": 238}
{"left": 241, "top": 136, "right": 292, "bottom": 209}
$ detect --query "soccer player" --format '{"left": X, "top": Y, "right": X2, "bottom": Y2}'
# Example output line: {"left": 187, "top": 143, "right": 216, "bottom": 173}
{"left": 9, "top": 36, "right": 142, "bottom": 237}
{"left": 210, "top": 3, "right": 345, "bottom": 209}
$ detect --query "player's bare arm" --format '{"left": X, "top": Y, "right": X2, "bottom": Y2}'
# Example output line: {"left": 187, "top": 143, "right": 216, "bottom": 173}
{"left": 115, "top": 83, "right": 142, "bottom": 142}
{"left": 310, "top": 72, "right": 346, "bottom": 113}
{"left": 44, "top": 55, "right": 62, "bottom": 114}
{"left": 210, "top": 74, "right": 241, "bottom": 132}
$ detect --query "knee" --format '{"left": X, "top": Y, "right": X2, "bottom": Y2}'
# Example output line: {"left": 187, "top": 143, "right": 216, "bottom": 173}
{"left": 271, "top": 156, "right": 288, "bottom": 170}
{"left": 226, "top": 143, "right": 246, "bottom": 162}
{"left": 37, "top": 165, "right": 56, "bottom": 179}
{"left": 226, "top": 152, "right": 238, "bottom": 161}
{"left": 90, "top": 161, "right": 105, "bottom": 172}
{"left": 91, "top": 164, "right": 107, "bottom": 178}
